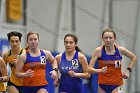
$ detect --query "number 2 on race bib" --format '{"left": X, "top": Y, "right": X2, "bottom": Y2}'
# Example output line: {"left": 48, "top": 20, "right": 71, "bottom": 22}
{"left": 72, "top": 59, "right": 78, "bottom": 67}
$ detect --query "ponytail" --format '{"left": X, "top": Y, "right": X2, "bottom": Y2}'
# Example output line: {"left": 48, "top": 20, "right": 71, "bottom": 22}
{"left": 25, "top": 46, "right": 29, "bottom": 50}
{"left": 75, "top": 46, "right": 82, "bottom": 53}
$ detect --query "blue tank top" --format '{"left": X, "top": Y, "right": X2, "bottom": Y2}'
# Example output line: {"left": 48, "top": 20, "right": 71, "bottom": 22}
{"left": 25, "top": 50, "right": 47, "bottom": 64}
{"left": 59, "top": 51, "right": 84, "bottom": 93}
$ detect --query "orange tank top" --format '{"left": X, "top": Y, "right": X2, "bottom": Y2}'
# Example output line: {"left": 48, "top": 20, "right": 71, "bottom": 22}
{"left": 98, "top": 45, "right": 123, "bottom": 85}
{"left": 23, "top": 50, "right": 48, "bottom": 86}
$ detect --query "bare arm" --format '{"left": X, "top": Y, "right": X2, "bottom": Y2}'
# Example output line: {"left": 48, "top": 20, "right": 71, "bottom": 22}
{"left": 0, "top": 57, "right": 8, "bottom": 82}
{"left": 44, "top": 50, "right": 58, "bottom": 79}
{"left": 15, "top": 53, "right": 25, "bottom": 78}
{"left": 72, "top": 53, "right": 90, "bottom": 78}
{"left": 88, "top": 47, "right": 107, "bottom": 74}
{"left": 119, "top": 46, "right": 137, "bottom": 69}
{"left": 54, "top": 54, "right": 62, "bottom": 87}
{"left": 15, "top": 53, "right": 34, "bottom": 78}
{"left": 55, "top": 54, "right": 62, "bottom": 66}
{"left": 118, "top": 46, "right": 137, "bottom": 79}
{"left": 2, "top": 51, "right": 9, "bottom": 65}
{"left": 45, "top": 50, "right": 58, "bottom": 69}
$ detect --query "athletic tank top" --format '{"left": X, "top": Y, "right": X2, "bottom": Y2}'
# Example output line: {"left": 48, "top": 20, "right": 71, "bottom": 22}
{"left": 0, "top": 59, "right": 6, "bottom": 91}
{"left": 5, "top": 48, "right": 24, "bottom": 86}
{"left": 59, "top": 51, "right": 83, "bottom": 89}
{"left": 23, "top": 50, "right": 48, "bottom": 86}
{"left": 98, "top": 45, "right": 123, "bottom": 85}
{"left": 0, "top": 82, "right": 6, "bottom": 91}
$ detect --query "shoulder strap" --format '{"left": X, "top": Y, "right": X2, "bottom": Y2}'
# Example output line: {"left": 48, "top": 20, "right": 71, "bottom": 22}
{"left": 8, "top": 48, "right": 23, "bottom": 56}
{"left": 8, "top": 49, "right": 12, "bottom": 56}
{"left": 19, "top": 48, "right": 23, "bottom": 55}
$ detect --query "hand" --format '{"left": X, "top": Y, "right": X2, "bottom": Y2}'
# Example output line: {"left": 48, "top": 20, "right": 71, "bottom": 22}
{"left": 68, "top": 70, "right": 76, "bottom": 77}
{"left": 54, "top": 78, "right": 59, "bottom": 87}
{"left": 100, "top": 66, "right": 107, "bottom": 73}
{"left": 123, "top": 70, "right": 130, "bottom": 79}
{"left": 25, "top": 69, "right": 34, "bottom": 77}
{"left": 50, "top": 70, "right": 57, "bottom": 79}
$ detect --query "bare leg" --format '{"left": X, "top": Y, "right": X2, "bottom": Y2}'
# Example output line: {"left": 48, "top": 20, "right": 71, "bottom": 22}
{"left": 112, "top": 86, "right": 122, "bottom": 93}
{"left": 7, "top": 86, "right": 19, "bottom": 93}
{"left": 37, "top": 88, "right": 48, "bottom": 93}
{"left": 98, "top": 85, "right": 106, "bottom": 93}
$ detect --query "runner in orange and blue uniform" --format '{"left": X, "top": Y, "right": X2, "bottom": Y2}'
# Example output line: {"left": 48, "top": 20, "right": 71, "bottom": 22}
{"left": 15, "top": 31, "right": 58, "bottom": 93}
{"left": 3, "top": 31, "right": 24, "bottom": 93}
{"left": 97, "top": 45, "right": 122, "bottom": 93}
{"left": 88, "top": 29, "right": 137, "bottom": 93}
{"left": 21, "top": 49, "right": 49, "bottom": 93}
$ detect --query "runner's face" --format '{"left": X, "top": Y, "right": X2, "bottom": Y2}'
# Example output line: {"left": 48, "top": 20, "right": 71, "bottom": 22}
{"left": 64, "top": 36, "right": 76, "bottom": 52}
{"left": 9, "top": 36, "right": 21, "bottom": 50}
{"left": 102, "top": 32, "right": 116, "bottom": 47}
{"left": 27, "top": 34, "right": 39, "bottom": 49}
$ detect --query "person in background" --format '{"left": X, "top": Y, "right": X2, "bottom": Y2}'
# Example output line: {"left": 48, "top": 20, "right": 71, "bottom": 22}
{"left": 3, "top": 31, "right": 24, "bottom": 93}
{"left": 0, "top": 57, "right": 9, "bottom": 93}
{"left": 88, "top": 28, "right": 137, "bottom": 93}
{"left": 15, "top": 31, "right": 58, "bottom": 93}
{"left": 55, "top": 33, "right": 90, "bottom": 93}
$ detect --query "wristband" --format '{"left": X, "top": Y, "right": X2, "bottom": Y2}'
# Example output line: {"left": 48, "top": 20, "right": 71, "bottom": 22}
{"left": 53, "top": 68, "right": 58, "bottom": 72}
{"left": 127, "top": 67, "right": 132, "bottom": 72}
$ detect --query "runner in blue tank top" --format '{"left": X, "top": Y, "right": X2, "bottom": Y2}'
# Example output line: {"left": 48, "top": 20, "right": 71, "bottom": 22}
{"left": 55, "top": 33, "right": 90, "bottom": 93}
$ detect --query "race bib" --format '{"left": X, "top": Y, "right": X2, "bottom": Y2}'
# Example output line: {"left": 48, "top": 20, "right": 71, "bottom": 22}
{"left": 40, "top": 56, "right": 46, "bottom": 64}
{"left": 115, "top": 60, "right": 121, "bottom": 68}
{"left": 72, "top": 59, "right": 78, "bottom": 68}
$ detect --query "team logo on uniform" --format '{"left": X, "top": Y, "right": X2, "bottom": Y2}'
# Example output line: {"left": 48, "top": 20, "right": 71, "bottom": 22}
{"left": 72, "top": 59, "right": 78, "bottom": 68}
{"left": 40, "top": 56, "right": 46, "bottom": 64}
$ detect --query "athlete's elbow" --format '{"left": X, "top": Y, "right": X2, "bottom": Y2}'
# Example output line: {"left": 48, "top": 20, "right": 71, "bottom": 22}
{"left": 87, "top": 73, "right": 91, "bottom": 78}
{"left": 88, "top": 67, "right": 93, "bottom": 74}
{"left": 134, "top": 56, "right": 137, "bottom": 62}
{"left": 84, "top": 73, "right": 91, "bottom": 79}
{"left": 15, "top": 71, "right": 22, "bottom": 78}
{"left": 2, "top": 75, "right": 9, "bottom": 82}
{"left": 132, "top": 55, "right": 137, "bottom": 64}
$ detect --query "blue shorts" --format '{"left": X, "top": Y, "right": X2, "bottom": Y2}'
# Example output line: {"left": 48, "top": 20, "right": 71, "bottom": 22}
{"left": 59, "top": 83, "right": 84, "bottom": 93}
{"left": 22, "top": 85, "right": 49, "bottom": 93}
{"left": 99, "top": 84, "right": 119, "bottom": 93}
{"left": 7, "top": 81, "right": 22, "bottom": 93}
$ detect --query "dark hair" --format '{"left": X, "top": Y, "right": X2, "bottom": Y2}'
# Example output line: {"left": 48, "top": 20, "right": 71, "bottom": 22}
{"left": 102, "top": 28, "right": 116, "bottom": 39}
{"left": 64, "top": 33, "right": 82, "bottom": 52}
{"left": 25, "top": 46, "right": 29, "bottom": 50}
{"left": 26, "top": 31, "right": 39, "bottom": 42}
{"left": 7, "top": 31, "right": 22, "bottom": 41}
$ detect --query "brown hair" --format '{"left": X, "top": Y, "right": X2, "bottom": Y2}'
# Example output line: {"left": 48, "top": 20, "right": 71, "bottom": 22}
{"left": 64, "top": 33, "right": 82, "bottom": 52}
{"left": 26, "top": 31, "right": 39, "bottom": 42}
{"left": 102, "top": 28, "right": 116, "bottom": 39}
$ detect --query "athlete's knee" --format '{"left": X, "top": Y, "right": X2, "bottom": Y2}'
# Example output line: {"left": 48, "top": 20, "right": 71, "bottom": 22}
{"left": 37, "top": 88, "right": 48, "bottom": 93}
